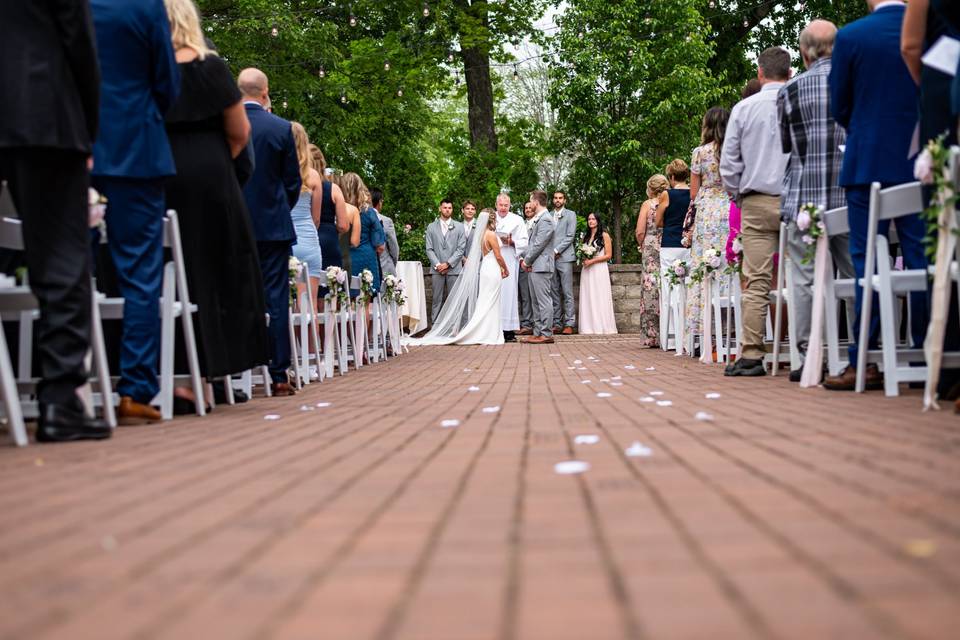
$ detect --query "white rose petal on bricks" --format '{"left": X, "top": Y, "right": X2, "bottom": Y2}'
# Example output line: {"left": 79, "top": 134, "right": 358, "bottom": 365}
{"left": 581, "top": 380, "right": 592, "bottom": 384}
{"left": 695, "top": 412, "right": 715, "bottom": 421}
{"left": 554, "top": 460, "right": 591, "bottom": 475}
{"left": 574, "top": 434, "right": 600, "bottom": 445}
{"left": 624, "top": 365, "right": 636, "bottom": 370}
{"left": 441, "top": 419, "right": 461, "bottom": 428}
{"left": 468, "top": 386, "right": 480, "bottom": 392}
{"left": 299, "top": 405, "right": 315, "bottom": 412}
{"left": 645, "top": 367, "right": 656, "bottom": 371}
{"left": 264, "top": 414, "right": 282, "bottom": 420}
{"left": 573, "top": 359, "right": 583, "bottom": 364}
{"left": 625, "top": 442, "right": 654, "bottom": 457}
{"left": 656, "top": 400, "right": 673, "bottom": 407}
{"left": 315, "top": 402, "right": 332, "bottom": 408}
{"left": 596, "top": 392, "right": 613, "bottom": 398}
{"left": 705, "top": 392, "right": 722, "bottom": 399}
{"left": 482, "top": 406, "right": 500, "bottom": 414}
{"left": 639, "top": 396, "right": 656, "bottom": 403}
{"left": 649, "top": 391, "right": 664, "bottom": 396}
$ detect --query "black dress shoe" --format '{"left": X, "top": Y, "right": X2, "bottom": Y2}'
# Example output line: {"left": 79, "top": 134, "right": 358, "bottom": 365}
{"left": 212, "top": 381, "right": 249, "bottom": 404}
{"left": 789, "top": 369, "right": 803, "bottom": 383}
{"left": 36, "top": 402, "right": 112, "bottom": 443}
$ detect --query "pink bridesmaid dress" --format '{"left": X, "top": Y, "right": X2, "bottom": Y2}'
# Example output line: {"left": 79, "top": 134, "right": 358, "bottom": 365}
{"left": 578, "top": 259, "right": 618, "bottom": 334}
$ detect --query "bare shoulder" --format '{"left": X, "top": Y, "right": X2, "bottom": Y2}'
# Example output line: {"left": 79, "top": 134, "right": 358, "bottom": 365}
{"left": 330, "top": 182, "right": 344, "bottom": 200}
{"left": 307, "top": 168, "right": 322, "bottom": 189}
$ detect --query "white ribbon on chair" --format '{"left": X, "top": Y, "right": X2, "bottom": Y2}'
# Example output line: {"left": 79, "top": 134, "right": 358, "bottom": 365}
{"left": 923, "top": 199, "right": 957, "bottom": 410}
{"left": 699, "top": 273, "right": 713, "bottom": 364}
{"left": 800, "top": 236, "right": 829, "bottom": 388}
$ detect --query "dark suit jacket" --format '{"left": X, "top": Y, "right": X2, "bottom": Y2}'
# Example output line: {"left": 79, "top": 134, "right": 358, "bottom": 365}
{"left": 89, "top": 0, "right": 179, "bottom": 178}
{"left": 242, "top": 103, "right": 302, "bottom": 243}
{"left": 829, "top": 5, "right": 918, "bottom": 187}
{"left": 0, "top": 0, "right": 100, "bottom": 152}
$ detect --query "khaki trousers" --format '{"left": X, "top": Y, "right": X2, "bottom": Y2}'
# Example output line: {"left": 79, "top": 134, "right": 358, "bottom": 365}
{"left": 740, "top": 194, "right": 781, "bottom": 360}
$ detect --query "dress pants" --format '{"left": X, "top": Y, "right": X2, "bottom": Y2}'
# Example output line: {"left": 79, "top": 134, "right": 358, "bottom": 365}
{"left": 846, "top": 184, "right": 928, "bottom": 364}
{"left": 0, "top": 149, "right": 92, "bottom": 405}
{"left": 257, "top": 241, "right": 292, "bottom": 383}
{"left": 785, "top": 222, "right": 855, "bottom": 364}
{"left": 430, "top": 272, "right": 459, "bottom": 323}
{"left": 740, "top": 194, "right": 781, "bottom": 360}
{"left": 530, "top": 271, "right": 554, "bottom": 337}
{"left": 552, "top": 260, "right": 575, "bottom": 327}
{"left": 519, "top": 269, "right": 533, "bottom": 329}
{"left": 94, "top": 176, "right": 164, "bottom": 404}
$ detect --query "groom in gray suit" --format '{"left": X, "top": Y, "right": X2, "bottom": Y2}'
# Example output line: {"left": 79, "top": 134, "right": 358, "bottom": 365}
{"left": 425, "top": 198, "right": 467, "bottom": 323}
{"left": 520, "top": 190, "right": 556, "bottom": 344}
{"left": 551, "top": 190, "right": 577, "bottom": 334}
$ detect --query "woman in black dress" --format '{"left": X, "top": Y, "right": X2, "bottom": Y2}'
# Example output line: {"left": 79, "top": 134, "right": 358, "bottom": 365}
{"left": 163, "top": 0, "right": 268, "bottom": 409}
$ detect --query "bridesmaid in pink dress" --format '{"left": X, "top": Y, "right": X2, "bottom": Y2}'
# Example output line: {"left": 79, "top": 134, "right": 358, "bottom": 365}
{"left": 578, "top": 212, "right": 618, "bottom": 334}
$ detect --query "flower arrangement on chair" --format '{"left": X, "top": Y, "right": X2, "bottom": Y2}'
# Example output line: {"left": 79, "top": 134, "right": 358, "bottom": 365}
{"left": 288, "top": 256, "right": 304, "bottom": 306}
{"left": 690, "top": 247, "right": 724, "bottom": 284}
{"left": 324, "top": 265, "right": 349, "bottom": 309}
{"left": 796, "top": 202, "right": 826, "bottom": 264}
{"left": 665, "top": 259, "right": 689, "bottom": 288}
{"left": 915, "top": 134, "right": 957, "bottom": 258}
{"left": 725, "top": 233, "right": 743, "bottom": 275}
{"left": 382, "top": 274, "right": 407, "bottom": 307}
{"left": 358, "top": 268, "right": 375, "bottom": 304}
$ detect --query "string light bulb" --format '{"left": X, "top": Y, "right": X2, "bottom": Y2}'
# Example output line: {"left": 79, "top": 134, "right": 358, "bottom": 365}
{"left": 282, "top": 100, "right": 288, "bottom": 109}
{"left": 384, "top": 61, "right": 391, "bottom": 71}
{"left": 349, "top": 15, "right": 357, "bottom": 27}
{"left": 397, "top": 88, "right": 404, "bottom": 97}
{"left": 318, "top": 67, "right": 325, "bottom": 78}
{"left": 709, "top": 0, "right": 716, "bottom": 8}
{"left": 512, "top": 65, "right": 519, "bottom": 80}
{"left": 447, "top": 53, "right": 455, "bottom": 63}
{"left": 340, "top": 93, "right": 347, "bottom": 104}
{"left": 270, "top": 26, "right": 279, "bottom": 37}
{"left": 422, "top": 3, "right": 430, "bottom": 17}
{"left": 743, "top": 18, "right": 749, "bottom": 28}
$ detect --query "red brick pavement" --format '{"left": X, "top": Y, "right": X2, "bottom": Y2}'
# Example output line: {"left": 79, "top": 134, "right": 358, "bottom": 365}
{"left": 1, "top": 336, "right": 959, "bottom": 640}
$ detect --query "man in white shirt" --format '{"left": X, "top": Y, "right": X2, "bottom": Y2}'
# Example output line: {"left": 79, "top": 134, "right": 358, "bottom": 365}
{"left": 720, "top": 46, "right": 792, "bottom": 377}
{"left": 494, "top": 192, "right": 529, "bottom": 341}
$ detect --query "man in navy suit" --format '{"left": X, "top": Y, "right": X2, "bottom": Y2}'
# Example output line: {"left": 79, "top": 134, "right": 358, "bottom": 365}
{"left": 238, "top": 68, "right": 302, "bottom": 395}
{"left": 90, "top": 0, "right": 179, "bottom": 421}
{"left": 0, "top": 0, "right": 112, "bottom": 441}
{"left": 825, "top": 0, "right": 928, "bottom": 391}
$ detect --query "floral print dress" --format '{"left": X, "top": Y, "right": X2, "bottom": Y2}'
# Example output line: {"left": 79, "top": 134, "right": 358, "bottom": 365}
{"left": 639, "top": 199, "right": 661, "bottom": 346}
{"left": 687, "top": 142, "right": 731, "bottom": 339}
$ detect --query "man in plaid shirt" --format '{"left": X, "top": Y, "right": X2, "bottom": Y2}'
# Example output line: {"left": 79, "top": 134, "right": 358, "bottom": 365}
{"left": 777, "top": 19, "right": 855, "bottom": 382}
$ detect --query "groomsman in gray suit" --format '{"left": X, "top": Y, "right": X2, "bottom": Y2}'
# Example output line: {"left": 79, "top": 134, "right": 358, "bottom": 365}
{"left": 520, "top": 190, "right": 556, "bottom": 344}
{"left": 461, "top": 200, "right": 479, "bottom": 250}
{"left": 425, "top": 198, "right": 466, "bottom": 323}
{"left": 551, "top": 190, "right": 577, "bottom": 334}
{"left": 518, "top": 201, "right": 537, "bottom": 334}
{"left": 372, "top": 188, "right": 399, "bottom": 277}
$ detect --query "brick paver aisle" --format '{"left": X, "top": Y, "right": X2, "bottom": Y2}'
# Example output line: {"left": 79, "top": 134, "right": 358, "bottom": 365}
{"left": 1, "top": 337, "right": 959, "bottom": 640}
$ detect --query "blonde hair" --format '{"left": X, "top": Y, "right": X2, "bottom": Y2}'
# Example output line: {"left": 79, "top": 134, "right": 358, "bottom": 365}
{"left": 646, "top": 174, "right": 669, "bottom": 199}
{"left": 164, "top": 0, "right": 214, "bottom": 59}
{"left": 290, "top": 122, "right": 313, "bottom": 192}
{"left": 666, "top": 159, "right": 690, "bottom": 183}
{"left": 336, "top": 172, "right": 371, "bottom": 209}
{"left": 308, "top": 144, "right": 327, "bottom": 178}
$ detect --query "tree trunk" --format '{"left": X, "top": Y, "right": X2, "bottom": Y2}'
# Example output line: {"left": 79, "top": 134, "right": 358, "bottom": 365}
{"left": 611, "top": 197, "right": 622, "bottom": 264}
{"left": 461, "top": 46, "right": 498, "bottom": 151}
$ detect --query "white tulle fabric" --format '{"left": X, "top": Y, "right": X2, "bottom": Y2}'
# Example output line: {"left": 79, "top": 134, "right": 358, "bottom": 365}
{"left": 405, "top": 212, "right": 504, "bottom": 346}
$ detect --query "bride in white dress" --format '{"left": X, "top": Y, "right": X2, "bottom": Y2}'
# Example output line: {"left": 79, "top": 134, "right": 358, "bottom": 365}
{"left": 407, "top": 211, "right": 508, "bottom": 346}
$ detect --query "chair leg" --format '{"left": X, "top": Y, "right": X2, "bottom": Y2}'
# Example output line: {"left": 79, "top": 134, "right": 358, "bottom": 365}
{"left": 261, "top": 366, "right": 273, "bottom": 396}
{"left": 878, "top": 282, "right": 901, "bottom": 397}
{"left": 91, "top": 291, "right": 117, "bottom": 428}
{"left": 180, "top": 309, "right": 206, "bottom": 418}
{"left": 159, "top": 263, "right": 176, "bottom": 420}
{"left": 223, "top": 375, "right": 235, "bottom": 405}
{"left": 0, "top": 327, "right": 27, "bottom": 447}
{"left": 288, "top": 308, "right": 302, "bottom": 390}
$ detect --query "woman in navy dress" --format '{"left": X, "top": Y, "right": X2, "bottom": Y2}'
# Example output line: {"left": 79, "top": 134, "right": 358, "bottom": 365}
{"left": 309, "top": 145, "right": 349, "bottom": 298}
{"left": 336, "top": 172, "right": 385, "bottom": 298}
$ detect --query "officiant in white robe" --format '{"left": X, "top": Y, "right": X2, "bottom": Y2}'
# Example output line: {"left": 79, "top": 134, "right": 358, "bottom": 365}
{"left": 494, "top": 192, "right": 528, "bottom": 339}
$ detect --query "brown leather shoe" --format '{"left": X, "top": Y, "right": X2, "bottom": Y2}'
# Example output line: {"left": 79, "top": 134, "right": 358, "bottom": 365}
{"left": 272, "top": 382, "right": 297, "bottom": 397}
{"left": 823, "top": 364, "right": 883, "bottom": 391}
{"left": 118, "top": 396, "right": 161, "bottom": 425}
{"left": 561, "top": 327, "right": 575, "bottom": 335}
{"left": 516, "top": 327, "right": 534, "bottom": 336}
{"left": 522, "top": 335, "right": 555, "bottom": 344}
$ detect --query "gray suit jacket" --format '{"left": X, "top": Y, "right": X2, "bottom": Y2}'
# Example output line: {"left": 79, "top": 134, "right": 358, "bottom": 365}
{"left": 378, "top": 213, "right": 399, "bottom": 277}
{"left": 524, "top": 212, "right": 556, "bottom": 273}
{"left": 552, "top": 207, "right": 577, "bottom": 263}
{"left": 425, "top": 218, "right": 466, "bottom": 275}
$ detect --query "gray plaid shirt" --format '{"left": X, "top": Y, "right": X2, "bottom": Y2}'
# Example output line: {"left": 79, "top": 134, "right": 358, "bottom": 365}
{"left": 777, "top": 57, "right": 847, "bottom": 221}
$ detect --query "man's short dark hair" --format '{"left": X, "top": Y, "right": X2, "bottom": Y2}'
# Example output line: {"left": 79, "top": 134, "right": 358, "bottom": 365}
{"left": 758, "top": 47, "right": 791, "bottom": 81}
{"left": 462, "top": 199, "right": 477, "bottom": 209}
{"left": 440, "top": 198, "right": 454, "bottom": 207}
{"left": 530, "top": 190, "right": 548, "bottom": 207}
{"left": 370, "top": 187, "right": 383, "bottom": 208}
{"left": 553, "top": 190, "right": 565, "bottom": 199}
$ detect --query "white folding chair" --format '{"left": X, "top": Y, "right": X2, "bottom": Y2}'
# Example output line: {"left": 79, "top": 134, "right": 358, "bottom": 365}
{"left": 769, "top": 222, "right": 801, "bottom": 375}
{"left": 855, "top": 182, "right": 928, "bottom": 395}
{"left": 0, "top": 217, "right": 116, "bottom": 441}
{"left": 99, "top": 210, "right": 206, "bottom": 419}
{"left": 348, "top": 275, "right": 365, "bottom": 370}
{"left": 290, "top": 265, "right": 324, "bottom": 384}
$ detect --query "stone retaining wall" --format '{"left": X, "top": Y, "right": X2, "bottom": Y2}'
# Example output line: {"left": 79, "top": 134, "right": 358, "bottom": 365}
{"left": 419, "top": 263, "right": 649, "bottom": 334}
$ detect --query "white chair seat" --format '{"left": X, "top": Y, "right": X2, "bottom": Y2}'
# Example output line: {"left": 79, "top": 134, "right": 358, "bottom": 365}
{"left": 864, "top": 269, "right": 928, "bottom": 294}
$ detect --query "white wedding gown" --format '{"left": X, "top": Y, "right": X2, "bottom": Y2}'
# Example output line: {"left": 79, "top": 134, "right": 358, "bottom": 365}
{"left": 406, "top": 237, "right": 504, "bottom": 347}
